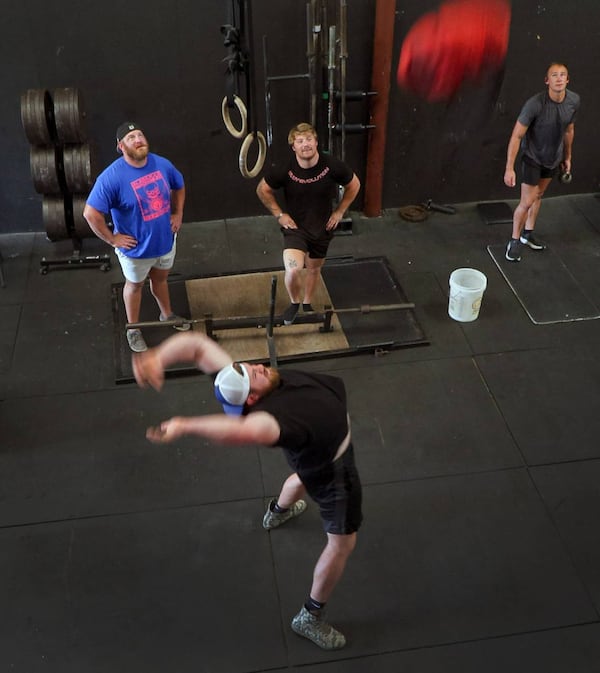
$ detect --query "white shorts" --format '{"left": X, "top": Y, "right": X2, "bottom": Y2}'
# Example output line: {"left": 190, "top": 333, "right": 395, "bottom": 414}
{"left": 115, "top": 237, "right": 177, "bottom": 283}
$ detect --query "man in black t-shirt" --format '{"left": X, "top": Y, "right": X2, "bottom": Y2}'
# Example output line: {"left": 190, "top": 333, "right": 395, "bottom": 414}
{"left": 256, "top": 123, "right": 360, "bottom": 324}
{"left": 133, "top": 331, "right": 363, "bottom": 651}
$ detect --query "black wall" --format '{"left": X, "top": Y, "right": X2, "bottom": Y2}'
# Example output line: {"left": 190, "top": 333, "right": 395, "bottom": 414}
{"left": 2, "top": 0, "right": 598, "bottom": 234}
{"left": 387, "top": 0, "right": 600, "bottom": 207}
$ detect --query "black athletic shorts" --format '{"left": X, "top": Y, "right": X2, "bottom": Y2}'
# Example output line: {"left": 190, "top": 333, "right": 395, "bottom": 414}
{"left": 299, "top": 443, "right": 363, "bottom": 535}
{"left": 281, "top": 228, "right": 333, "bottom": 260}
{"left": 521, "top": 155, "right": 558, "bottom": 186}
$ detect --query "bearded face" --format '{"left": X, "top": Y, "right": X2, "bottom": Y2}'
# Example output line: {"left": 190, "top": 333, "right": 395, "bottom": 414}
{"left": 119, "top": 131, "right": 150, "bottom": 163}
{"left": 122, "top": 142, "right": 149, "bottom": 163}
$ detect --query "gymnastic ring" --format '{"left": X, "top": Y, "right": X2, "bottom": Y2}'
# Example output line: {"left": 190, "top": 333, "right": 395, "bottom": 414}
{"left": 221, "top": 95, "right": 248, "bottom": 139}
{"left": 238, "top": 131, "right": 267, "bottom": 179}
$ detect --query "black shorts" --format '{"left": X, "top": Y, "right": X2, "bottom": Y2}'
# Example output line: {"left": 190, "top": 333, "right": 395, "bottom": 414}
{"left": 521, "top": 156, "right": 558, "bottom": 186}
{"left": 299, "top": 443, "right": 363, "bottom": 535}
{"left": 282, "top": 228, "right": 333, "bottom": 260}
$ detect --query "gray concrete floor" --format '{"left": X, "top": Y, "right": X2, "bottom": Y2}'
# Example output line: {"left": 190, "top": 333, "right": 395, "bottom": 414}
{"left": 1, "top": 194, "right": 600, "bottom": 672}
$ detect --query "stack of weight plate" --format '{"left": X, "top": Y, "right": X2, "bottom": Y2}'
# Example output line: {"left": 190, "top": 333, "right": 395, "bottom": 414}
{"left": 21, "top": 88, "right": 96, "bottom": 241}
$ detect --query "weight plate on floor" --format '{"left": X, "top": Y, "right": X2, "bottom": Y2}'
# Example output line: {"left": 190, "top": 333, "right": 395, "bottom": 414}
{"left": 20, "top": 89, "right": 56, "bottom": 145}
{"left": 63, "top": 144, "right": 93, "bottom": 192}
{"left": 30, "top": 146, "right": 64, "bottom": 194}
{"left": 53, "top": 87, "right": 87, "bottom": 144}
{"left": 42, "top": 196, "right": 70, "bottom": 241}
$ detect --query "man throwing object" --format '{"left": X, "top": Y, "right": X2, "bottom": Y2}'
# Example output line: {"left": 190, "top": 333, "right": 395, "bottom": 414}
{"left": 133, "top": 332, "right": 363, "bottom": 650}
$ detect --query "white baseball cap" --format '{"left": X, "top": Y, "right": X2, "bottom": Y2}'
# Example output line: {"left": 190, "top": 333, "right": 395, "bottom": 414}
{"left": 214, "top": 363, "right": 250, "bottom": 415}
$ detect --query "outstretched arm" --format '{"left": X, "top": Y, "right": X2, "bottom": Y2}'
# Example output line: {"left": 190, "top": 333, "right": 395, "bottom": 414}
{"left": 133, "top": 332, "right": 232, "bottom": 391}
{"left": 146, "top": 410, "right": 281, "bottom": 447}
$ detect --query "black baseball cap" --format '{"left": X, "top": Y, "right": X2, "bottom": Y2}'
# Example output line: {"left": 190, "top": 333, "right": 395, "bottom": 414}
{"left": 116, "top": 122, "right": 143, "bottom": 148}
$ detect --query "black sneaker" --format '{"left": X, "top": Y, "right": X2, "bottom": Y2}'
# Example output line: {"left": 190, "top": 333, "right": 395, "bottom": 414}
{"left": 519, "top": 232, "right": 546, "bottom": 250}
{"left": 302, "top": 303, "right": 314, "bottom": 312}
{"left": 283, "top": 303, "right": 300, "bottom": 325}
{"left": 505, "top": 239, "right": 522, "bottom": 262}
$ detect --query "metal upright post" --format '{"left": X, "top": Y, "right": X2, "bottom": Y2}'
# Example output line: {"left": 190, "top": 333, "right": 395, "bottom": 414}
{"left": 327, "top": 24, "right": 336, "bottom": 155}
{"left": 0, "top": 247, "right": 6, "bottom": 288}
{"left": 339, "top": 0, "right": 348, "bottom": 162}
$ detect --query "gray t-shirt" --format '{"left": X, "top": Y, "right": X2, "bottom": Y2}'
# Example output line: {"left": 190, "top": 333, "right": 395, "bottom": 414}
{"left": 518, "top": 89, "right": 580, "bottom": 169}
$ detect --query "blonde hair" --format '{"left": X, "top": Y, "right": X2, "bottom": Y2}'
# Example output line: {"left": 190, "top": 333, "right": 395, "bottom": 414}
{"left": 546, "top": 62, "right": 568, "bottom": 77}
{"left": 288, "top": 122, "right": 318, "bottom": 146}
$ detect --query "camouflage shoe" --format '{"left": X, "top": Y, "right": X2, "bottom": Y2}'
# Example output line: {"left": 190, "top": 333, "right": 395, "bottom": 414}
{"left": 262, "top": 498, "right": 307, "bottom": 529}
{"left": 291, "top": 606, "right": 346, "bottom": 650}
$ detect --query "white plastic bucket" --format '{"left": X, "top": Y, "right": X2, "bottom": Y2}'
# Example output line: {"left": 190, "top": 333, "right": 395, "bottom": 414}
{"left": 448, "top": 268, "right": 487, "bottom": 322}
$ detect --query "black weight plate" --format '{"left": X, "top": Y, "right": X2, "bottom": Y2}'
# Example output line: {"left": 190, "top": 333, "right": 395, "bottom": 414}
{"left": 63, "top": 144, "right": 93, "bottom": 193}
{"left": 53, "top": 88, "right": 87, "bottom": 144}
{"left": 42, "top": 196, "right": 70, "bottom": 241}
{"left": 71, "top": 195, "right": 95, "bottom": 239}
{"left": 21, "top": 89, "right": 56, "bottom": 145}
{"left": 30, "top": 146, "right": 64, "bottom": 194}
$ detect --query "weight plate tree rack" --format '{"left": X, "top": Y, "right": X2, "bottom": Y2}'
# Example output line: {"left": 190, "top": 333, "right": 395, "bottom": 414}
{"left": 20, "top": 87, "right": 110, "bottom": 275}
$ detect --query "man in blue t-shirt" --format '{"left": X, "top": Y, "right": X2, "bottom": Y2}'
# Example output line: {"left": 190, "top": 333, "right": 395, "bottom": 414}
{"left": 256, "top": 123, "right": 360, "bottom": 325}
{"left": 84, "top": 122, "right": 190, "bottom": 352}
{"left": 503, "top": 63, "right": 580, "bottom": 262}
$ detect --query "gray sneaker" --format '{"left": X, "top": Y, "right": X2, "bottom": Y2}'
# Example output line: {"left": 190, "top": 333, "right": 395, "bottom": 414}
{"left": 291, "top": 606, "right": 346, "bottom": 650}
{"left": 126, "top": 328, "right": 148, "bottom": 353}
{"left": 262, "top": 498, "right": 307, "bottom": 529}
{"left": 159, "top": 313, "right": 191, "bottom": 331}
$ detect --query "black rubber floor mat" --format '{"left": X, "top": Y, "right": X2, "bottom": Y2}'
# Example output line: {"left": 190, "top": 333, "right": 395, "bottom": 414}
{"left": 478, "top": 202, "right": 513, "bottom": 225}
{"left": 487, "top": 244, "right": 600, "bottom": 324}
{"left": 320, "top": 256, "right": 426, "bottom": 348}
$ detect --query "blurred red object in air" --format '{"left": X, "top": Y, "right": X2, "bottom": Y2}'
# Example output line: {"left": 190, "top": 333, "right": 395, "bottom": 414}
{"left": 397, "top": 0, "right": 511, "bottom": 102}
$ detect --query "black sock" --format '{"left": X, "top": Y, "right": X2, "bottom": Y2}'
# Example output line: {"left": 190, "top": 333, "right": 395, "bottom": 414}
{"left": 271, "top": 501, "right": 289, "bottom": 514}
{"left": 522, "top": 229, "right": 533, "bottom": 238}
{"left": 302, "top": 303, "right": 313, "bottom": 312}
{"left": 305, "top": 596, "right": 325, "bottom": 614}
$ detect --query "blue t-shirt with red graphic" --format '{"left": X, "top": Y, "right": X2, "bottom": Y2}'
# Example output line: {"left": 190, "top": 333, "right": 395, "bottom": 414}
{"left": 86, "top": 153, "right": 184, "bottom": 258}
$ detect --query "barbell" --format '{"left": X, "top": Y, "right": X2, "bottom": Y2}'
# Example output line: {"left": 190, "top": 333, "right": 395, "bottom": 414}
{"left": 126, "top": 301, "right": 415, "bottom": 334}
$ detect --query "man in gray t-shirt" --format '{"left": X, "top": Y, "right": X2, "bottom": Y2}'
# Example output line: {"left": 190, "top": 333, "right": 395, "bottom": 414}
{"left": 503, "top": 63, "right": 580, "bottom": 262}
